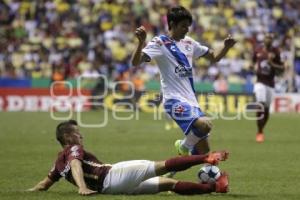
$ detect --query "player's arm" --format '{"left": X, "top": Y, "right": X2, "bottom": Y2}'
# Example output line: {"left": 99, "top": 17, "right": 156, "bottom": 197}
{"left": 131, "top": 26, "right": 149, "bottom": 66}
{"left": 27, "top": 176, "right": 55, "bottom": 191}
{"left": 70, "top": 159, "right": 97, "bottom": 196}
{"left": 268, "top": 52, "right": 284, "bottom": 71}
{"left": 204, "top": 35, "right": 236, "bottom": 63}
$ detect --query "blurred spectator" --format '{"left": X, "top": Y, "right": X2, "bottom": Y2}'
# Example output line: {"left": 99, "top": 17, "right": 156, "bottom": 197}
{"left": 0, "top": 0, "right": 299, "bottom": 92}
{"left": 213, "top": 73, "right": 228, "bottom": 94}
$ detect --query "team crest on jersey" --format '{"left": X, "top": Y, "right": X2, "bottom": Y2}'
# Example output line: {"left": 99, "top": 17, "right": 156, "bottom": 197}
{"left": 174, "top": 105, "right": 185, "bottom": 114}
{"left": 185, "top": 45, "right": 192, "bottom": 51}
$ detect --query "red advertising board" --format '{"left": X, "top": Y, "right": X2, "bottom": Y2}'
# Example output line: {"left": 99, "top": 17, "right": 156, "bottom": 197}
{"left": 1, "top": 88, "right": 300, "bottom": 113}
{"left": 0, "top": 88, "right": 91, "bottom": 112}
{"left": 270, "top": 93, "right": 300, "bottom": 113}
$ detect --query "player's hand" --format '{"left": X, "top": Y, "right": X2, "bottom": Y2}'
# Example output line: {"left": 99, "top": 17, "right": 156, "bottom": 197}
{"left": 224, "top": 35, "right": 236, "bottom": 48}
{"left": 26, "top": 185, "right": 46, "bottom": 192}
{"left": 135, "top": 26, "right": 147, "bottom": 44}
{"left": 78, "top": 187, "right": 97, "bottom": 196}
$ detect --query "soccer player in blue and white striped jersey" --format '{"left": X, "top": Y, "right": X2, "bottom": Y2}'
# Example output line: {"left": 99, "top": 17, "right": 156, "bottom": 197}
{"left": 132, "top": 6, "right": 236, "bottom": 157}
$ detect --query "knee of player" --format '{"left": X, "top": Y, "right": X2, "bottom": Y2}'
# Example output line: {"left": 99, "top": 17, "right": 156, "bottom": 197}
{"left": 206, "top": 120, "right": 213, "bottom": 132}
{"left": 200, "top": 119, "right": 212, "bottom": 133}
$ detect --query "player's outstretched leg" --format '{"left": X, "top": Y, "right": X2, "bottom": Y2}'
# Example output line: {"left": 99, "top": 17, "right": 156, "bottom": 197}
{"left": 154, "top": 174, "right": 229, "bottom": 195}
{"left": 155, "top": 150, "right": 229, "bottom": 176}
{"left": 172, "top": 172, "right": 229, "bottom": 194}
{"left": 133, "top": 175, "right": 229, "bottom": 195}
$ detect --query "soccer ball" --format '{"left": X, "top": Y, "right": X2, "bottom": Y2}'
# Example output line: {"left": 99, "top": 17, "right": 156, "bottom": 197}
{"left": 198, "top": 164, "right": 221, "bottom": 183}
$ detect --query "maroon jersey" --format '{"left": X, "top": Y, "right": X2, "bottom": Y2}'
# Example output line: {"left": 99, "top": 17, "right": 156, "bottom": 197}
{"left": 253, "top": 46, "right": 281, "bottom": 88}
{"left": 48, "top": 145, "right": 111, "bottom": 192}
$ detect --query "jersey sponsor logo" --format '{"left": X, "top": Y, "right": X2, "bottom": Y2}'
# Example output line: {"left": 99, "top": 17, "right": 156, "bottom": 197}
{"left": 175, "top": 64, "right": 192, "bottom": 77}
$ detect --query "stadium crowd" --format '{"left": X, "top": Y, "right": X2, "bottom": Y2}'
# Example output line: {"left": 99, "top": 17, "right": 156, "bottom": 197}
{"left": 0, "top": 0, "right": 300, "bottom": 92}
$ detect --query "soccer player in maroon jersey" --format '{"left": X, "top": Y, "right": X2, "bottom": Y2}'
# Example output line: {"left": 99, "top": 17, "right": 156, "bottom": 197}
{"left": 253, "top": 33, "right": 284, "bottom": 142}
{"left": 28, "top": 120, "right": 230, "bottom": 195}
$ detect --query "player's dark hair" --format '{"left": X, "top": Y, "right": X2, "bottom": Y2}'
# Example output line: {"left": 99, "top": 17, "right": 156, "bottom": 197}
{"left": 167, "top": 6, "right": 192, "bottom": 30}
{"left": 56, "top": 120, "right": 78, "bottom": 146}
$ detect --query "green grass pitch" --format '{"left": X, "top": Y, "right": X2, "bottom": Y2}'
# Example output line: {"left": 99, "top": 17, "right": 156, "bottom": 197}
{"left": 0, "top": 111, "right": 300, "bottom": 200}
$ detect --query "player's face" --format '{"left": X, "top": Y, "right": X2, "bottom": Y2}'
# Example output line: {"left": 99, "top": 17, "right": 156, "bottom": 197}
{"left": 264, "top": 35, "right": 273, "bottom": 47}
{"left": 67, "top": 125, "right": 83, "bottom": 145}
{"left": 173, "top": 19, "right": 191, "bottom": 39}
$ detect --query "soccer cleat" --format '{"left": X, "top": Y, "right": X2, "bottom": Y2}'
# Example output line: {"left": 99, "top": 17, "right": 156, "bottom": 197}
{"left": 256, "top": 133, "right": 264, "bottom": 143}
{"left": 204, "top": 150, "right": 229, "bottom": 165}
{"left": 215, "top": 172, "right": 229, "bottom": 193}
{"left": 174, "top": 140, "right": 190, "bottom": 156}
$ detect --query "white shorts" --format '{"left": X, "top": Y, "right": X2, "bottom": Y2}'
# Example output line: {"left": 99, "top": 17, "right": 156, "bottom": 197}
{"left": 254, "top": 82, "right": 274, "bottom": 107}
{"left": 101, "top": 160, "right": 159, "bottom": 194}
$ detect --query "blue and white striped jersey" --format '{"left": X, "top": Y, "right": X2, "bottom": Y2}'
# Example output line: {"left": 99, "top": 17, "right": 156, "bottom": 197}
{"left": 142, "top": 35, "right": 209, "bottom": 107}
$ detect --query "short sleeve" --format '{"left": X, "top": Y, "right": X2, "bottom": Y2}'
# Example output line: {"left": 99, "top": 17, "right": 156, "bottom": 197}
{"left": 193, "top": 40, "right": 209, "bottom": 59}
{"left": 48, "top": 165, "right": 61, "bottom": 182}
{"left": 142, "top": 37, "right": 163, "bottom": 60}
{"left": 67, "top": 145, "right": 84, "bottom": 163}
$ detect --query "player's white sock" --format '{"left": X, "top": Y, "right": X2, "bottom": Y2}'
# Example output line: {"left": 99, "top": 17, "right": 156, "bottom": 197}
{"left": 181, "top": 131, "right": 200, "bottom": 150}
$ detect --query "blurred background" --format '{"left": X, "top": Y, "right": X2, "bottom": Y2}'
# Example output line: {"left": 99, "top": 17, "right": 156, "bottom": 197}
{"left": 0, "top": 0, "right": 299, "bottom": 112}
